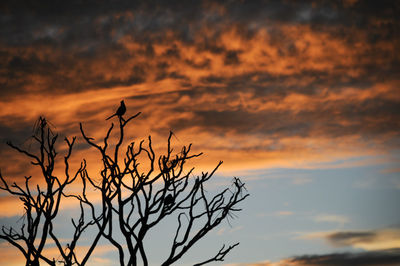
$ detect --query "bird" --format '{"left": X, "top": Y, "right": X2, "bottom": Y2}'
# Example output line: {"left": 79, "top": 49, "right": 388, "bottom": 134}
{"left": 106, "top": 100, "right": 126, "bottom": 120}
{"left": 164, "top": 194, "right": 174, "bottom": 206}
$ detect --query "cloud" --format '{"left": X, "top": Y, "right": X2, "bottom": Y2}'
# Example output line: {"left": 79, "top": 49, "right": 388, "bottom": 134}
{"left": 285, "top": 249, "right": 400, "bottom": 266}
{"left": 0, "top": 1, "right": 398, "bottom": 175}
{"left": 326, "top": 229, "right": 400, "bottom": 251}
{"left": 0, "top": 241, "right": 117, "bottom": 266}
{"left": 0, "top": 243, "right": 25, "bottom": 266}
{"left": 313, "top": 214, "right": 350, "bottom": 226}
{"left": 274, "top": 211, "right": 294, "bottom": 217}
{"left": 0, "top": 196, "right": 24, "bottom": 217}
{"left": 299, "top": 226, "right": 400, "bottom": 251}
{"left": 227, "top": 249, "right": 400, "bottom": 266}
{"left": 0, "top": 1, "right": 399, "bottom": 264}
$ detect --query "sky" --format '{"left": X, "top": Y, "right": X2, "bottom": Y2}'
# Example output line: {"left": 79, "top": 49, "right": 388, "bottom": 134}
{"left": 0, "top": 0, "right": 399, "bottom": 265}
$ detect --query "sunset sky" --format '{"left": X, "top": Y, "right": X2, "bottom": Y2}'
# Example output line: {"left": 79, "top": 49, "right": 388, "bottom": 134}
{"left": 0, "top": 0, "right": 399, "bottom": 265}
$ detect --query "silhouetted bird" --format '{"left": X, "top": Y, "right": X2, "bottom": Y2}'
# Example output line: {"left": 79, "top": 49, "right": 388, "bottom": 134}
{"left": 106, "top": 100, "right": 126, "bottom": 120}
{"left": 164, "top": 194, "right": 174, "bottom": 206}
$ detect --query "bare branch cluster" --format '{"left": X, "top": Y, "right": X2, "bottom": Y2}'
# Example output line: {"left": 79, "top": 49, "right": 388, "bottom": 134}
{"left": 0, "top": 117, "right": 93, "bottom": 266}
{"left": 0, "top": 112, "right": 249, "bottom": 266}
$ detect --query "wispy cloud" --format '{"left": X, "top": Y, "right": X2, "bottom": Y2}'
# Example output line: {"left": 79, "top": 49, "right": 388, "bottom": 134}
{"left": 299, "top": 226, "right": 400, "bottom": 251}
{"left": 313, "top": 214, "right": 350, "bottom": 226}
{"left": 274, "top": 211, "right": 294, "bottom": 217}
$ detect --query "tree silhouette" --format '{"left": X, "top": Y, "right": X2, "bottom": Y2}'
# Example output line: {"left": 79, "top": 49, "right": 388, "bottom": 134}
{"left": 0, "top": 107, "right": 249, "bottom": 265}
{"left": 0, "top": 117, "right": 99, "bottom": 266}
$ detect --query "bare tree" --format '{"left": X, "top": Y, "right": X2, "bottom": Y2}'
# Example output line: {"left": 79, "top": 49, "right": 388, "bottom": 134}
{"left": 0, "top": 107, "right": 249, "bottom": 266}
{"left": 79, "top": 110, "right": 249, "bottom": 266}
{"left": 0, "top": 117, "right": 103, "bottom": 266}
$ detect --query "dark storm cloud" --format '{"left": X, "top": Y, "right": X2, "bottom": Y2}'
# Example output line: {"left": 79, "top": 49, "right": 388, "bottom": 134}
{"left": 165, "top": 63, "right": 400, "bottom": 139}
{"left": 1, "top": 0, "right": 398, "bottom": 84}
{"left": 224, "top": 50, "right": 241, "bottom": 65}
{"left": 0, "top": 122, "right": 45, "bottom": 178}
{"left": 170, "top": 109, "right": 310, "bottom": 138}
{"left": 0, "top": 0, "right": 399, "bottom": 154}
{"left": 167, "top": 95, "right": 400, "bottom": 141}
{"left": 0, "top": 121, "right": 34, "bottom": 145}
{"left": 1, "top": 0, "right": 398, "bottom": 44}
{"left": 287, "top": 249, "right": 400, "bottom": 266}
{"left": 198, "top": 70, "right": 377, "bottom": 96}
{"left": 321, "top": 226, "right": 400, "bottom": 247}
{"left": 299, "top": 98, "right": 400, "bottom": 137}
{"left": 327, "top": 231, "right": 376, "bottom": 244}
